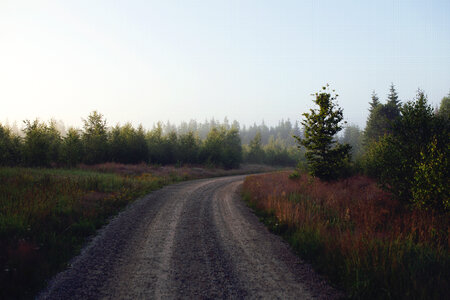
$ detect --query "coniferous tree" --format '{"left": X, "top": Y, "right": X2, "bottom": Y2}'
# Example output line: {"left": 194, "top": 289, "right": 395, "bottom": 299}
{"left": 384, "top": 83, "right": 402, "bottom": 123}
{"left": 364, "top": 89, "right": 448, "bottom": 207}
{"left": 364, "top": 84, "right": 402, "bottom": 144}
{"left": 295, "top": 85, "right": 351, "bottom": 181}
{"left": 369, "top": 90, "right": 380, "bottom": 112}
{"left": 364, "top": 91, "right": 384, "bottom": 144}
{"left": 387, "top": 83, "right": 401, "bottom": 109}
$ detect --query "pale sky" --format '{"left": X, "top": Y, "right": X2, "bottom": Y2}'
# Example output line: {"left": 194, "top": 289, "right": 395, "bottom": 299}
{"left": 1, "top": 0, "right": 449, "bottom": 129}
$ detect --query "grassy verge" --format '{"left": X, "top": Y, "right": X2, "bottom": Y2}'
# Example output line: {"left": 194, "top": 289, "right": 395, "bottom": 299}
{"left": 0, "top": 167, "right": 174, "bottom": 299}
{"left": 242, "top": 171, "right": 449, "bottom": 299}
{"left": 0, "top": 162, "right": 279, "bottom": 299}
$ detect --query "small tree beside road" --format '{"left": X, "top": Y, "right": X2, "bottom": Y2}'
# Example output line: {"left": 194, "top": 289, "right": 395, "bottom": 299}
{"left": 295, "top": 85, "right": 351, "bottom": 181}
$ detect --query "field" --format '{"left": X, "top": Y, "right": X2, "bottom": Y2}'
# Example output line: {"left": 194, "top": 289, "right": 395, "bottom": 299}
{"left": 0, "top": 163, "right": 275, "bottom": 299}
{"left": 242, "top": 171, "right": 449, "bottom": 299}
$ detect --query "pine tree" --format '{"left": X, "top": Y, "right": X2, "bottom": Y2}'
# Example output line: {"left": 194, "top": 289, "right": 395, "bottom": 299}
{"left": 295, "top": 85, "right": 351, "bottom": 181}
{"left": 369, "top": 91, "right": 380, "bottom": 112}
{"left": 364, "top": 84, "right": 401, "bottom": 145}
{"left": 385, "top": 83, "right": 401, "bottom": 121}
{"left": 387, "top": 83, "right": 400, "bottom": 108}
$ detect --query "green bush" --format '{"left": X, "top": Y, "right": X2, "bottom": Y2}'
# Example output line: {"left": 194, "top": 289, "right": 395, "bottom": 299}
{"left": 412, "top": 137, "right": 449, "bottom": 211}
{"left": 0, "top": 124, "right": 22, "bottom": 166}
{"left": 81, "top": 111, "right": 109, "bottom": 164}
{"left": 200, "top": 126, "right": 242, "bottom": 169}
{"left": 61, "top": 128, "right": 84, "bottom": 167}
{"left": 109, "top": 123, "right": 148, "bottom": 164}
{"left": 22, "top": 120, "right": 62, "bottom": 167}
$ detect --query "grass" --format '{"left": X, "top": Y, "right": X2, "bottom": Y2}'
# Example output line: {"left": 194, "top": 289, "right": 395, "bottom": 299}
{"left": 0, "top": 162, "right": 280, "bottom": 299}
{"left": 0, "top": 166, "right": 171, "bottom": 299}
{"left": 242, "top": 171, "right": 449, "bottom": 299}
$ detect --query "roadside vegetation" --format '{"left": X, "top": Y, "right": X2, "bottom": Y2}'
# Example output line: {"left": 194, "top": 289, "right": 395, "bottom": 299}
{"left": 1, "top": 84, "right": 448, "bottom": 299}
{"left": 0, "top": 166, "right": 168, "bottom": 298}
{"left": 0, "top": 163, "right": 276, "bottom": 299}
{"left": 243, "top": 85, "right": 449, "bottom": 299}
{"left": 243, "top": 172, "right": 448, "bottom": 299}
{"left": 1, "top": 108, "right": 289, "bottom": 298}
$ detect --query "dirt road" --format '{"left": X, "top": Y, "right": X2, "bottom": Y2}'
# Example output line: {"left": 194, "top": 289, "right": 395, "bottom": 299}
{"left": 39, "top": 176, "right": 341, "bottom": 299}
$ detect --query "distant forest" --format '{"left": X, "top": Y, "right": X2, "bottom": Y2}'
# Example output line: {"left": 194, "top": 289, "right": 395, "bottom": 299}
{"left": 1, "top": 85, "right": 449, "bottom": 173}
{"left": 0, "top": 114, "right": 307, "bottom": 168}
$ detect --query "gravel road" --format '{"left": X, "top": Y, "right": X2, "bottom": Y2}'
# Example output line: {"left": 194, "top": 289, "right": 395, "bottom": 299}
{"left": 39, "top": 175, "right": 342, "bottom": 299}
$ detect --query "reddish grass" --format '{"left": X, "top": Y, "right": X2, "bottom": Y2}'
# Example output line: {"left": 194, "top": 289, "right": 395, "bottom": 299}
{"left": 79, "top": 162, "right": 280, "bottom": 178}
{"left": 243, "top": 171, "right": 449, "bottom": 299}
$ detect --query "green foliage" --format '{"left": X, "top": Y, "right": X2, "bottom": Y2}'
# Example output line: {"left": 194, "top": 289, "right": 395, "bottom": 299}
{"left": 164, "top": 131, "right": 179, "bottom": 164}
{"left": 369, "top": 90, "right": 380, "bottom": 112}
{"left": 364, "top": 84, "right": 401, "bottom": 145}
{"left": 437, "top": 92, "right": 450, "bottom": 120}
{"left": 109, "top": 123, "right": 148, "bottom": 164}
{"left": 0, "top": 124, "right": 22, "bottom": 166}
{"left": 0, "top": 167, "right": 169, "bottom": 299}
{"left": 295, "top": 85, "right": 351, "bottom": 181}
{"left": 246, "top": 131, "right": 265, "bottom": 163}
{"left": 386, "top": 83, "right": 401, "bottom": 113}
{"left": 341, "top": 124, "right": 363, "bottom": 159}
{"left": 242, "top": 132, "right": 301, "bottom": 167}
{"left": 263, "top": 136, "right": 298, "bottom": 166}
{"left": 363, "top": 134, "right": 403, "bottom": 188}
{"left": 222, "top": 127, "right": 242, "bottom": 169}
{"left": 81, "top": 111, "right": 109, "bottom": 164}
{"left": 412, "top": 137, "right": 449, "bottom": 211}
{"left": 61, "top": 128, "right": 84, "bottom": 167}
{"left": 178, "top": 131, "right": 200, "bottom": 164}
{"left": 201, "top": 127, "right": 224, "bottom": 166}
{"left": 147, "top": 122, "right": 166, "bottom": 164}
{"left": 22, "top": 120, "right": 62, "bottom": 167}
{"left": 364, "top": 90, "right": 449, "bottom": 210}
{"left": 201, "top": 126, "right": 242, "bottom": 169}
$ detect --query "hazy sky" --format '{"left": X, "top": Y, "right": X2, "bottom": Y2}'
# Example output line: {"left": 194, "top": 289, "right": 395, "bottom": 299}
{"left": 1, "top": 0, "right": 449, "bottom": 129}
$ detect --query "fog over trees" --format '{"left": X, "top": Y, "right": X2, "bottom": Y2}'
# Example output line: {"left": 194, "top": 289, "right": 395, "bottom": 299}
{"left": 1, "top": 84, "right": 449, "bottom": 210}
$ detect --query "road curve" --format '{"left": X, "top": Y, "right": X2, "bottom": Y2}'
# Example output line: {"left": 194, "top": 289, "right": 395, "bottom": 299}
{"left": 39, "top": 175, "right": 341, "bottom": 299}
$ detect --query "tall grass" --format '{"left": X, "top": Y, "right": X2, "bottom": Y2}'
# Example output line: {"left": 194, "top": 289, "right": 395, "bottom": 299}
{"left": 243, "top": 171, "right": 449, "bottom": 299}
{"left": 0, "top": 163, "right": 277, "bottom": 299}
{"left": 0, "top": 167, "right": 166, "bottom": 299}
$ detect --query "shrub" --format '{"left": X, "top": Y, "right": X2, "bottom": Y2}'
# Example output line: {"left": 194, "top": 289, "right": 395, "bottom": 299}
{"left": 412, "top": 137, "right": 449, "bottom": 211}
{"left": 81, "top": 111, "right": 109, "bottom": 164}
{"left": 0, "top": 124, "right": 22, "bottom": 166}
{"left": 61, "top": 128, "right": 84, "bottom": 167}
{"left": 109, "top": 123, "right": 148, "bottom": 164}
{"left": 22, "top": 120, "right": 62, "bottom": 167}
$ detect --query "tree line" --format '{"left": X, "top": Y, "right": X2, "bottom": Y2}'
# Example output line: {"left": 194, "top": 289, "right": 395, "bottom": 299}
{"left": 1, "top": 114, "right": 304, "bottom": 169}
{"left": 150, "top": 118, "right": 303, "bottom": 166}
{"left": 296, "top": 84, "right": 449, "bottom": 212}
{"left": 0, "top": 111, "right": 242, "bottom": 169}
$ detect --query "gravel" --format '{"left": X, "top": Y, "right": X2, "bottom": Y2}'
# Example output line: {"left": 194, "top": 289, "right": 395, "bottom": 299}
{"left": 38, "top": 175, "right": 343, "bottom": 299}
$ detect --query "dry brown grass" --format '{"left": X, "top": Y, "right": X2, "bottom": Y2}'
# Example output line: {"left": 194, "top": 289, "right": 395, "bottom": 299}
{"left": 243, "top": 171, "right": 449, "bottom": 299}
